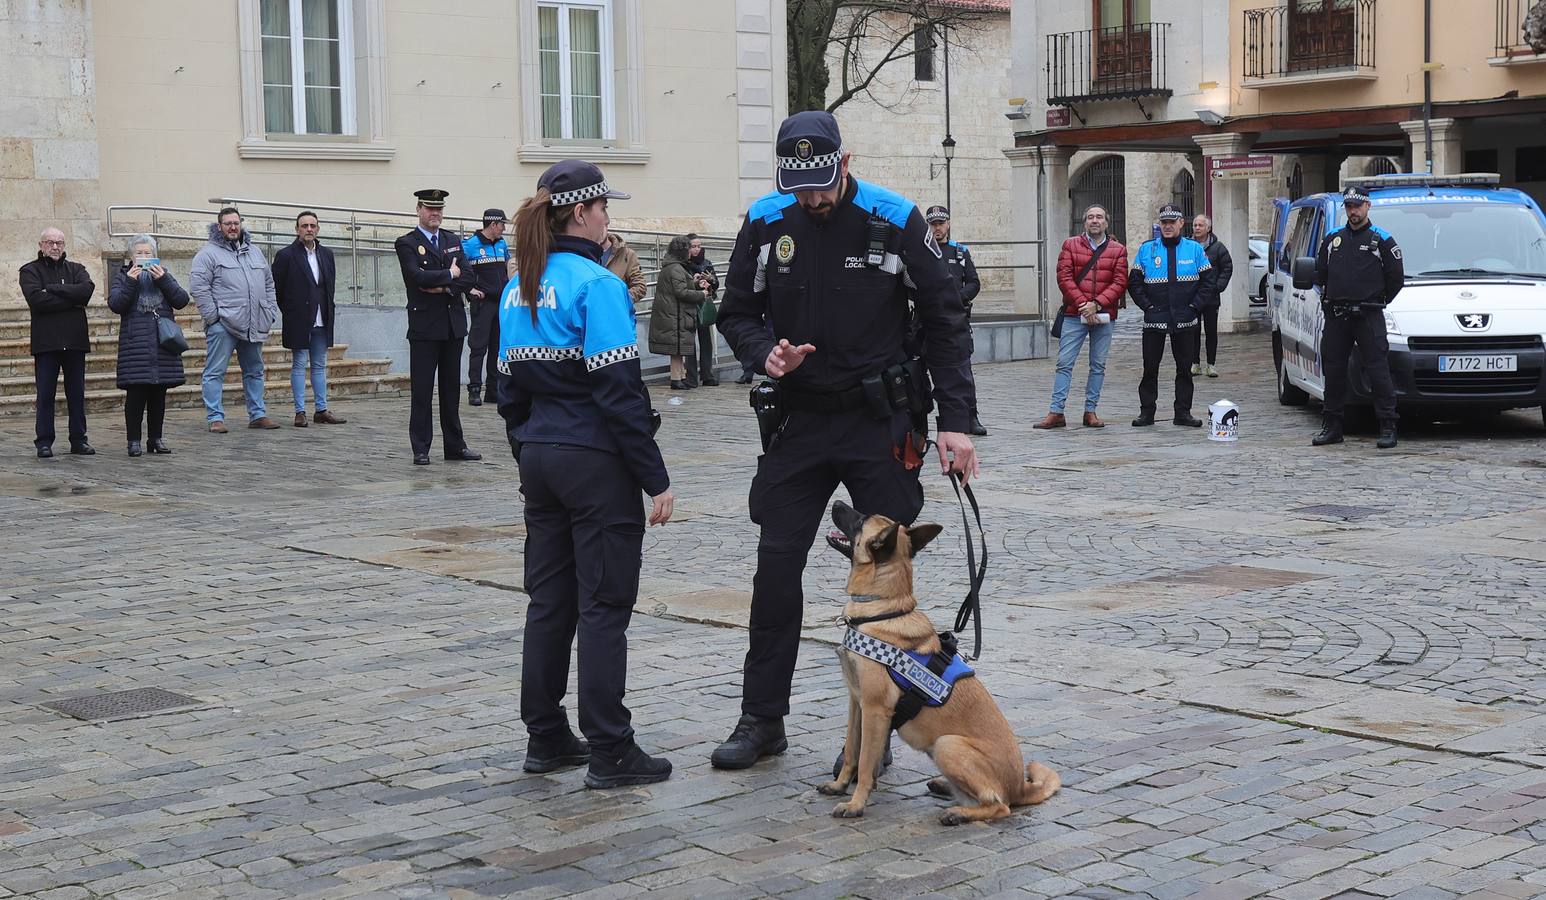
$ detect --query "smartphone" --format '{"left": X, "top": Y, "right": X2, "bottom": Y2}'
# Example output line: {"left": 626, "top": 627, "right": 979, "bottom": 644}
{"left": 137, "top": 258, "right": 161, "bottom": 269}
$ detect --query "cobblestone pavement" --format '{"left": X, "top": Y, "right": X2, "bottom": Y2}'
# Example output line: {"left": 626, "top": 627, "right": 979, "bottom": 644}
{"left": 4, "top": 323, "right": 1546, "bottom": 898}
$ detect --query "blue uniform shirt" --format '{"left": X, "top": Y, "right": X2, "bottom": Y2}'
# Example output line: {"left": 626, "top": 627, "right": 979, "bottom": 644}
{"left": 497, "top": 235, "right": 667, "bottom": 496}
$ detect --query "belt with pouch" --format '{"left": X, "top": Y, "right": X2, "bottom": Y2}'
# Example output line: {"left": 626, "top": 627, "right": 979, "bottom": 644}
{"left": 779, "top": 383, "right": 871, "bottom": 414}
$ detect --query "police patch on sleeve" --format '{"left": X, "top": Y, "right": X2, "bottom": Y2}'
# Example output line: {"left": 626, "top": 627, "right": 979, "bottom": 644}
{"left": 1391, "top": 246, "right": 1401, "bottom": 260}
{"left": 923, "top": 229, "right": 943, "bottom": 259}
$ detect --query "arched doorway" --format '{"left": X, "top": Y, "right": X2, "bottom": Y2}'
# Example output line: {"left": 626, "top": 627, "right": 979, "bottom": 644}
{"left": 1070, "top": 156, "right": 1126, "bottom": 245}
{"left": 1367, "top": 156, "right": 1398, "bottom": 176}
{"left": 1171, "top": 169, "right": 1196, "bottom": 221}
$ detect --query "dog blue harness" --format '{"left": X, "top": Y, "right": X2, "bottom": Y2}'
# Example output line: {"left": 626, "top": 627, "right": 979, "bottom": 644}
{"left": 842, "top": 627, "right": 975, "bottom": 726}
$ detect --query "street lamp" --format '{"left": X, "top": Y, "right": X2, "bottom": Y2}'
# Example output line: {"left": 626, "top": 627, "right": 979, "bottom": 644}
{"left": 942, "top": 135, "right": 956, "bottom": 210}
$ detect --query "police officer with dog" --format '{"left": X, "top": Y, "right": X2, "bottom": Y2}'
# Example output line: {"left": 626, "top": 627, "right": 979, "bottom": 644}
{"left": 1312, "top": 185, "right": 1404, "bottom": 450}
{"left": 710, "top": 110, "right": 980, "bottom": 771}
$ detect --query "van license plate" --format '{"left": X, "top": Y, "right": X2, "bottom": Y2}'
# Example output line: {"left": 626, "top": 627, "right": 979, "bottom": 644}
{"left": 1438, "top": 354, "right": 1517, "bottom": 373}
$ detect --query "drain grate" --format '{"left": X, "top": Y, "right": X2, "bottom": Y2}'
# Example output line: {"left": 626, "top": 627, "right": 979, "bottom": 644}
{"left": 1291, "top": 503, "right": 1382, "bottom": 521}
{"left": 42, "top": 688, "right": 201, "bottom": 721}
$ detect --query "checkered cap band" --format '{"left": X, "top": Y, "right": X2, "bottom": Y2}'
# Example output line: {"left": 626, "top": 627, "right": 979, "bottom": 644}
{"left": 778, "top": 148, "right": 844, "bottom": 171}
{"left": 550, "top": 181, "right": 614, "bottom": 207}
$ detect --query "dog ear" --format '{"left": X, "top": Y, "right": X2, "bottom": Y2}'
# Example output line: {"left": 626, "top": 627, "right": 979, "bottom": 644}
{"left": 867, "top": 522, "right": 900, "bottom": 559}
{"left": 906, "top": 522, "right": 943, "bottom": 556}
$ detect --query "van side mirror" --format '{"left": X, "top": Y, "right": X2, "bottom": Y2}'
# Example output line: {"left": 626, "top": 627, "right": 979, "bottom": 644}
{"left": 1292, "top": 257, "right": 1317, "bottom": 290}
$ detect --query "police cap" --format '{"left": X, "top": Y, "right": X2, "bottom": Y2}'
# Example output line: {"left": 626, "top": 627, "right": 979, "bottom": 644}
{"left": 775, "top": 110, "right": 844, "bottom": 194}
{"left": 538, "top": 159, "right": 631, "bottom": 207}
{"left": 1157, "top": 203, "right": 1185, "bottom": 221}
{"left": 1342, "top": 186, "right": 1371, "bottom": 205}
{"left": 925, "top": 205, "right": 951, "bottom": 224}
{"left": 482, "top": 208, "right": 508, "bottom": 224}
{"left": 414, "top": 188, "right": 449, "bottom": 209}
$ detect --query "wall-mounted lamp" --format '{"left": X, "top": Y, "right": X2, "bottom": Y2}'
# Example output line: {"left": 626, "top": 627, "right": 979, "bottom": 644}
{"left": 490, "top": 81, "right": 502, "bottom": 90}
{"left": 1195, "top": 107, "right": 1226, "bottom": 126}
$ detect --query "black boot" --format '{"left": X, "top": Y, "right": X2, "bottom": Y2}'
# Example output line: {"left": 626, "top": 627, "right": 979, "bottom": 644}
{"left": 127, "top": 441, "right": 143, "bottom": 458}
{"left": 1131, "top": 413, "right": 1155, "bottom": 427}
{"left": 968, "top": 412, "right": 988, "bottom": 436}
{"left": 585, "top": 743, "right": 672, "bottom": 788}
{"left": 468, "top": 385, "right": 483, "bottom": 407}
{"left": 522, "top": 731, "right": 591, "bottom": 774}
{"left": 710, "top": 714, "right": 787, "bottom": 769}
{"left": 670, "top": 380, "right": 688, "bottom": 391}
{"left": 1312, "top": 416, "right": 1345, "bottom": 446}
{"left": 1376, "top": 419, "right": 1398, "bottom": 449}
{"left": 831, "top": 731, "right": 894, "bottom": 780}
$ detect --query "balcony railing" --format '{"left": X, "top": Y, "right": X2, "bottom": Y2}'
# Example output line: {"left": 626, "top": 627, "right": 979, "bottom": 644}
{"left": 1046, "top": 23, "right": 1172, "bottom": 106}
{"left": 1496, "top": 0, "right": 1546, "bottom": 57}
{"left": 1243, "top": 0, "right": 1376, "bottom": 81}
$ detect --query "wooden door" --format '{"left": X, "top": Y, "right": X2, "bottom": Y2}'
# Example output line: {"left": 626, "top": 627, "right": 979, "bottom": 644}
{"left": 1288, "top": 0, "right": 1356, "bottom": 72}
{"left": 1093, "top": 0, "right": 1152, "bottom": 93}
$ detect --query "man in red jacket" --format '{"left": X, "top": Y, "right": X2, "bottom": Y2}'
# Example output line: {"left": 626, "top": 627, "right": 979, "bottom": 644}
{"left": 1035, "top": 205, "right": 1127, "bottom": 429}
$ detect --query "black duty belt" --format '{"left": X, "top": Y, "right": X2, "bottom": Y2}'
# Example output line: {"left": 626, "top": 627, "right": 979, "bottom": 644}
{"left": 779, "top": 385, "right": 869, "bottom": 414}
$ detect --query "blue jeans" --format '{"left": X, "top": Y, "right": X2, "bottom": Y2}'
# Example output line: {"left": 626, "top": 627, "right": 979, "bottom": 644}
{"left": 1048, "top": 316, "right": 1113, "bottom": 414}
{"left": 202, "top": 321, "right": 267, "bottom": 422}
{"left": 291, "top": 326, "right": 330, "bottom": 414}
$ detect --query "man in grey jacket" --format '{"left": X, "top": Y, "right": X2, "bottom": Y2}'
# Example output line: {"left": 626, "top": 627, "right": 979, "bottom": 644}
{"left": 190, "top": 207, "right": 281, "bottom": 431}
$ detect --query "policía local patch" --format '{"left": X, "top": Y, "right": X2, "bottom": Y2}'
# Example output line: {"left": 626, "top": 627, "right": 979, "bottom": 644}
{"left": 775, "top": 234, "right": 796, "bottom": 264}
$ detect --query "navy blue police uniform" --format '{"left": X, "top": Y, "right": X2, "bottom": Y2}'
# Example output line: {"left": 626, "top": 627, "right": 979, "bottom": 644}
{"left": 926, "top": 204, "right": 985, "bottom": 434}
{"left": 1127, "top": 204, "right": 1216, "bottom": 426}
{"left": 461, "top": 209, "right": 510, "bottom": 406}
{"left": 1313, "top": 187, "right": 1404, "bottom": 440}
{"left": 711, "top": 111, "right": 976, "bottom": 767}
{"left": 497, "top": 161, "right": 672, "bottom": 786}
{"left": 394, "top": 189, "right": 478, "bottom": 464}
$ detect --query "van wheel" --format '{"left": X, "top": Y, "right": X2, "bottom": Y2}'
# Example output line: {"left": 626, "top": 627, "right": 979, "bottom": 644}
{"left": 1275, "top": 334, "right": 1308, "bottom": 406}
{"left": 1258, "top": 275, "right": 1268, "bottom": 301}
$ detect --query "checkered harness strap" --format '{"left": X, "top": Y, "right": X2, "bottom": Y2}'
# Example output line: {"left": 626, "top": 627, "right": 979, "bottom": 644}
{"left": 841, "top": 627, "right": 952, "bottom": 705}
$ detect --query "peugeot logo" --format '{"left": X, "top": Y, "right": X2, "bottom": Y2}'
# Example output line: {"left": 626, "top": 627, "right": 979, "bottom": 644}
{"left": 1457, "top": 313, "right": 1492, "bottom": 331}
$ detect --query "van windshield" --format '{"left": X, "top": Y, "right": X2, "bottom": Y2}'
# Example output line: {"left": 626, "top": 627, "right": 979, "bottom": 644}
{"left": 1364, "top": 201, "right": 1546, "bottom": 279}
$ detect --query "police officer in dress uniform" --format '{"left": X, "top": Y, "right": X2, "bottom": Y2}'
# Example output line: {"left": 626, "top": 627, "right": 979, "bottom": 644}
{"left": 1128, "top": 203, "right": 1216, "bottom": 428}
{"left": 395, "top": 189, "right": 481, "bottom": 465}
{"left": 1312, "top": 186, "right": 1404, "bottom": 449}
{"left": 924, "top": 205, "right": 986, "bottom": 436}
{"left": 462, "top": 208, "right": 510, "bottom": 407}
{"left": 709, "top": 110, "right": 980, "bottom": 771}
{"left": 498, "top": 160, "right": 676, "bottom": 788}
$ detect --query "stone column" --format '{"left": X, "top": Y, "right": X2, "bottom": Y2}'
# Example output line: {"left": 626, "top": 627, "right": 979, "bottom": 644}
{"left": 1004, "top": 144, "right": 1075, "bottom": 318}
{"left": 0, "top": 0, "right": 102, "bottom": 306}
{"left": 1399, "top": 118, "right": 1463, "bottom": 175}
{"left": 1193, "top": 133, "right": 1255, "bottom": 334}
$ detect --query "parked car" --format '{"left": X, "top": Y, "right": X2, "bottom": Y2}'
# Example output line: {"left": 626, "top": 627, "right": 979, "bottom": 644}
{"left": 1267, "top": 173, "right": 1546, "bottom": 427}
{"left": 1247, "top": 236, "right": 1268, "bottom": 304}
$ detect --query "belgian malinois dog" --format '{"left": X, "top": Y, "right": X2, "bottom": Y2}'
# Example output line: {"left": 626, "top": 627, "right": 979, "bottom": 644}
{"left": 821, "top": 500, "right": 1060, "bottom": 825}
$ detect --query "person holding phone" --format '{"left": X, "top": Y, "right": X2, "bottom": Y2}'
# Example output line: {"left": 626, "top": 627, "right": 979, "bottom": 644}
{"left": 107, "top": 235, "right": 191, "bottom": 456}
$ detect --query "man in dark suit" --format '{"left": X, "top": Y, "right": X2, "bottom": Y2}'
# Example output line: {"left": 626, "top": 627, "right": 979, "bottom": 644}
{"left": 394, "top": 188, "right": 481, "bottom": 465}
{"left": 273, "top": 211, "right": 346, "bottom": 428}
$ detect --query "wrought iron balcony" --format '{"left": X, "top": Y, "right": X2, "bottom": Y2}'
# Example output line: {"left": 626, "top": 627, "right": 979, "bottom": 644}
{"left": 1496, "top": 0, "right": 1546, "bottom": 58}
{"left": 1045, "top": 23, "right": 1172, "bottom": 107}
{"left": 1243, "top": 0, "right": 1376, "bottom": 82}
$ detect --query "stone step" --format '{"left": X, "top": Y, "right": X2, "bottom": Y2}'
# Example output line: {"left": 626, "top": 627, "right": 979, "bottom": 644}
{"left": 0, "top": 344, "right": 352, "bottom": 378}
{"left": 4, "top": 373, "right": 412, "bottom": 417}
{"left": 0, "top": 312, "right": 207, "bottom": 342}
{"left": 0, "top": 333, "right": 217, "bottom": 356}
{"left": 0, "top": 357, "right": 391, "bottom": 399}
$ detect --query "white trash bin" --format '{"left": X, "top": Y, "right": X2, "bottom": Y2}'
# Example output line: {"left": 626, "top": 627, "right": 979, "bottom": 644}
{"left": 1208, "top": 399, "right": 1239, "bottom": 442}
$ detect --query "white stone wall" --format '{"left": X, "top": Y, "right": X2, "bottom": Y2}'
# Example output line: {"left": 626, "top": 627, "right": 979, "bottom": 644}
{"left": 827, "top": 10, "right": 1014, "bottom": 289}
{"left": 0, "top": 0, "right": 101, "bottom": 305}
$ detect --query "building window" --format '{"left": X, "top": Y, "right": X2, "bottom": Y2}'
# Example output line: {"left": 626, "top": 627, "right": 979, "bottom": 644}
{"left": 1517, "top": 146, "right": 1546, "bottom": 182}
{"left": 538, "top": 0, "right": 613, "bottom": 141}
{"left": 914, "top": 24, "right": 935, "bottom": 82}
{"left": 260, "top": 0, "right": 354, "bottom": 135}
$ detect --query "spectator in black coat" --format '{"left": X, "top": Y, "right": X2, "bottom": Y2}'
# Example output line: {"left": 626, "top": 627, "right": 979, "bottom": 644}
{"left": 19, "top": 227, "right": 95, "bottom": 457}
{"left": 108, "top": 235, "right": 190, "bottom": 456}
{"left": 683, "top": 234, "right": 721, "bottom": 387}
{"left": 1191, "top": 214, "right": 1234, "bottom": 378}
{"left": 272, "top": 211, "right": 346, "bottom": 427}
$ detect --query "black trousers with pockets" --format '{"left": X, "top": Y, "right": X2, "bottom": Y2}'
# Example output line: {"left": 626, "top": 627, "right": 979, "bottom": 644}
{"left": 34, "top": 350, "right": 87, "bottom": 448}
{"left": 1138, "top": 326, "right": 1199, "bottom": 417}
{"left": 466, "top": 300, "right": 500, "bottom": 393}
{"left": 518, "top": 443, "right": 645, "bottom": 755}
{"left": 408, "top": 338, "right": 467, "bottom": 456}
{"left": 1321, "top": 310, "right": 1399, "bottom": 422}
{"left": 740, "top": 408, "right": 925, "bottom": 719}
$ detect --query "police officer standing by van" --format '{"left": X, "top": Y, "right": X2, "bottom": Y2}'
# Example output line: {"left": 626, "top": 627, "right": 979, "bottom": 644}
{"left": 710, "top": 110, "right": 980, "bottom": 771}
{"left": 1312, "top": 186, "right": 1404, "bottom": 449}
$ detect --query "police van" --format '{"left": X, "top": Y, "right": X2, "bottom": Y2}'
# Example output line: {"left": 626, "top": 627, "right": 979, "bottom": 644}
{"left": 1267, "top": 173, "right": 1546, "bottom": 428}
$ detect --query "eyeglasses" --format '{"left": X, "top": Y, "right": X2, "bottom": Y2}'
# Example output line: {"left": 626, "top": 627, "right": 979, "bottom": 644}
{"left": 40, "top": 240, "right": 65, "bottom": 247}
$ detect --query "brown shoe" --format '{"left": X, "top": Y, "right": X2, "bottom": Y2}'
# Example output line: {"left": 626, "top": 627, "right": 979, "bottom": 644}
{"left": 249, "top": 417, "right": 281, "bottom": 430}
{"left": 1083, "top": 411, "right": 1105, "bottom": 428}
{"left": 1032, "top": 413, "right": 1066, "bottom": 430}
{"left": 294, "top": 412, "right": 308, "bottom": 428}
{"left": 313, "top": 410, "right": 347, "bottom": 425}
{"left": 208, "top": 420, "right": 228, "bottom": 434}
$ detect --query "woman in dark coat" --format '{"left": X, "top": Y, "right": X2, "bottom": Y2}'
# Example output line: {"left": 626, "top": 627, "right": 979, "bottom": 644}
{"left": 646, "top": 235, "right": 706, "bottom": 390}
{"left": 683, "top": 234, "right": 721, "bottom": 387}
{"left": 108, "top": 234, "right": 190, "bottom": 456}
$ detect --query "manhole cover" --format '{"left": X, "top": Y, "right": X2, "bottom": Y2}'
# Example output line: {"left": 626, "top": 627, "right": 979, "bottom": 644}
{"left": 1291, "top": 504, "right": 1382, "bottom": 521}
{"left": 42, "top": 688, "right": 201, "bottom": 721}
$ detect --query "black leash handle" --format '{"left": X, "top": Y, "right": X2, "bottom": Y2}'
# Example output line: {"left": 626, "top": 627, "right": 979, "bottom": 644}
{"left": 947, "top": 470, "right": 987, "bottom": 660}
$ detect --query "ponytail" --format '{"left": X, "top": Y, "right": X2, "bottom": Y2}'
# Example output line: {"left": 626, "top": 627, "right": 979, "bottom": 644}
{"left": 512, "top": 187, "right": 592, "bottom": 323}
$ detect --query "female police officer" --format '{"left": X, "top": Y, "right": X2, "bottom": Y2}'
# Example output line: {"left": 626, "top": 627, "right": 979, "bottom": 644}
{"left": 499, "top": 160, "right": 675, "bottom": 788}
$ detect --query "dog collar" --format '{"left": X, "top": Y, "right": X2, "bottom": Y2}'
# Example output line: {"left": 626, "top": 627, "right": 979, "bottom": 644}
{"left": 847, "top": 594, "right": 885, "bottom": 603}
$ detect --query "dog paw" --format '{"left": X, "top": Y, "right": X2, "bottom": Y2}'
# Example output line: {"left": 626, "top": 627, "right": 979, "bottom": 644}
{"left": 925, "top": 778, "right": 955, "bottom": 799}
{"left": 816, "top": 780, "right": 849, "bottom": 796}
{"left": 939, "top": 810, "right": 968, "bottom": 826}
{"left": 831, "top": 802, "right": 866, "bottom": 819}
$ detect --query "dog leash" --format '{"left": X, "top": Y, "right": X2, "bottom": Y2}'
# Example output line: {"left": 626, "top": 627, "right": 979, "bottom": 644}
{"left": 947, "top": 470, "right": 987, "bottom": 660}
